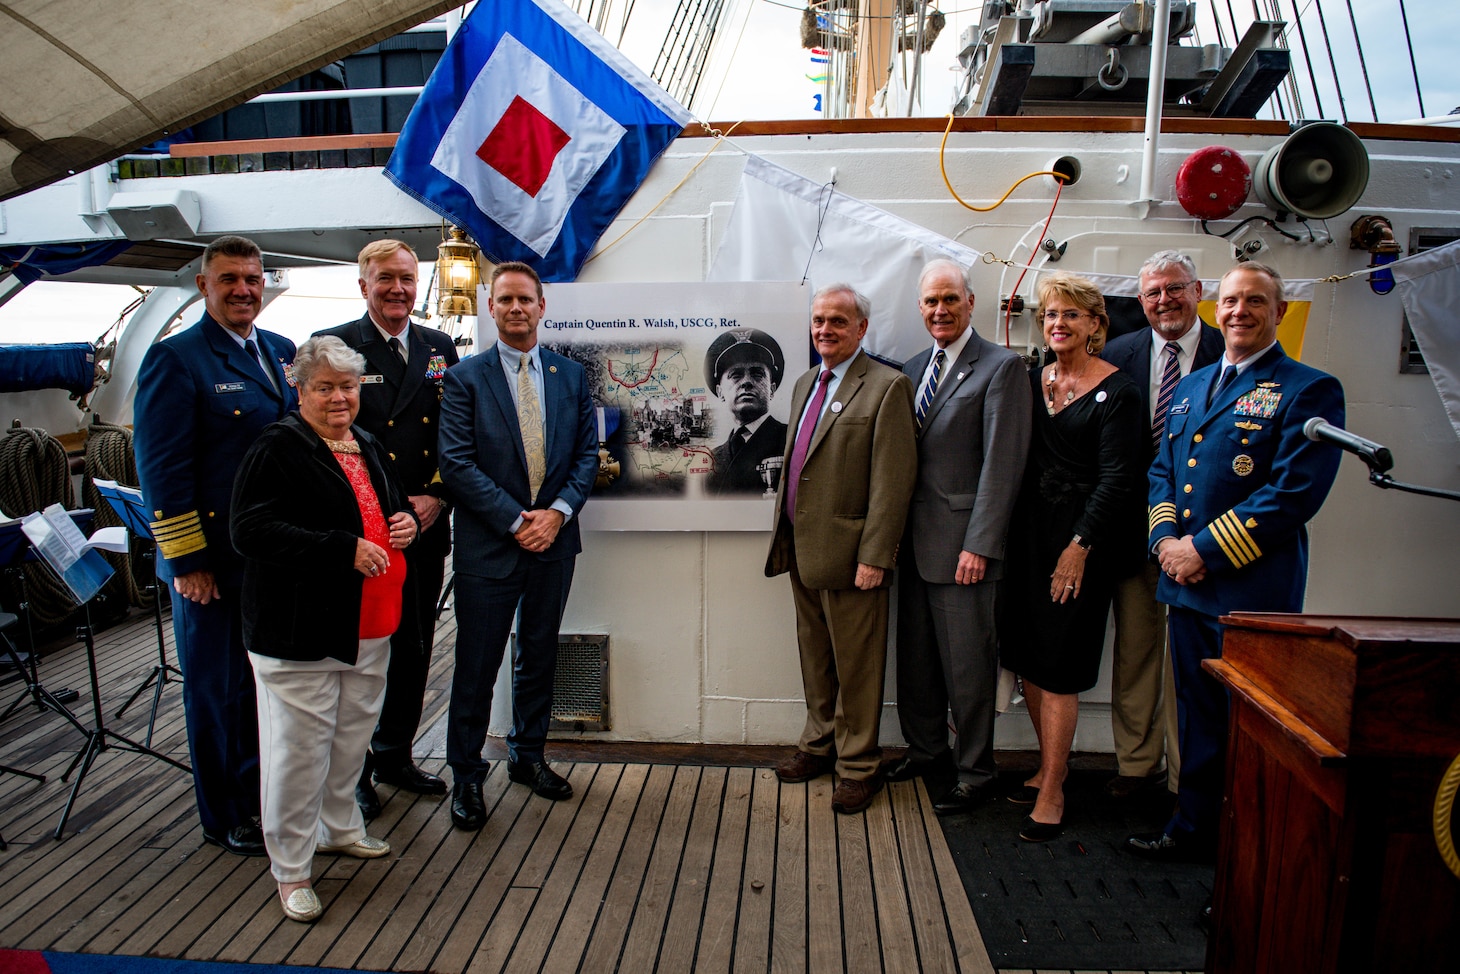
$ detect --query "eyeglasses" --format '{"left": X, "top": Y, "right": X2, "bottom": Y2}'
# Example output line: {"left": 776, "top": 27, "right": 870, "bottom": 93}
{"left": 1042, "top": 310, "right": 1091, "bottom": 324}
{"left": 1140, "top": 281, "right": 1196, "bottom": 302}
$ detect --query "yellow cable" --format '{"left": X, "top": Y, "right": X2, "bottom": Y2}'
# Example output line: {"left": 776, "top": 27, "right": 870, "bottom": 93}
{"left": 584, "top": 121, "right": 744, "bottom": 267}
{"left": 938, "top": 113, "right": 1072, "bottom": 212}
{"left": 1435, "top": 751, "right": 1460, "bottom": 880}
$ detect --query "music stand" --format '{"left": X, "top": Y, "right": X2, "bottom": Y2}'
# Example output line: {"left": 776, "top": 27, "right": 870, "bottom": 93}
{"left": 0, "top": 610, "right": 47, "bottom": 851}
{"left": 20, "top": 504, "right": 191, "bottom": 839}
{"left": 0, "top": 515, "right": 87, "bottom": 727}
{"left": 93, "top": 479, "right": 183, "bottom": 747}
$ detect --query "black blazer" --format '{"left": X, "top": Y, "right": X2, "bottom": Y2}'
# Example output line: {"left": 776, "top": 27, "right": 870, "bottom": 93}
{"left": 1102, "top": 323, "right": 1226, "bottom": 461}
{"left": 313, "top": 315, "right": 459, "bottom": 560}
{"left": 231, "top": 413, "right": 415, "bottom": 664}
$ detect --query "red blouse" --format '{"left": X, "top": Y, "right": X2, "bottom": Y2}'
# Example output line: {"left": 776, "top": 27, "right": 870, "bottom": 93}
{"left": 331, "top": 444, "right": 406, "bottom": 639}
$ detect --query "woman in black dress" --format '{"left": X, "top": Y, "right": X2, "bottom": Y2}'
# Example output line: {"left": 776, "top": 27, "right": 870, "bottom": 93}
{"left": 1000, "top": 273, "right": 1145, "bottom": 841}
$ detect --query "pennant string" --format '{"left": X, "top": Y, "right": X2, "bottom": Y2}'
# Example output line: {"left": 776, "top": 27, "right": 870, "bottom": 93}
{"left": 583, "top": 120, "right": 743, "bottom": 267}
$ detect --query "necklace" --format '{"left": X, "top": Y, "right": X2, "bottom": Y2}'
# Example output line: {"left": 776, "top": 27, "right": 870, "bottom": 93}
{"left": 1045, "top": 362, "right": 1085, "bottom": 415}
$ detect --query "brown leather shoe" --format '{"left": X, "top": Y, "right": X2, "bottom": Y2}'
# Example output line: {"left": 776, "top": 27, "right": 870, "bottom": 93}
{"left": 831, "top": 776, "right": 883, "bottom": 814}
{"left": 775, "top": 750, "right": 835, "bottom": 783}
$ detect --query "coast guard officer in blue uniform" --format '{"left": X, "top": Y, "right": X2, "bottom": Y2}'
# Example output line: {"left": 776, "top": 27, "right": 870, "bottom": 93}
{"left": 134, "top": 235, "right": 297, "bottom": 857}
{"left": 1127, "top": 261, "right": 1344, "bottom": 860}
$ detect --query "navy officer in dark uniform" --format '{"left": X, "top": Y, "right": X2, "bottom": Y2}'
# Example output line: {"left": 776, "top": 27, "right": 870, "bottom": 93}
{"left": 1128, "top": 261, "right": 1344, "bottom": 860}
{"left": 134, "top": 234, "right": 297, "bottom": 856}
{"left": 315, "top": 239, "right": 459, "bottom": 816}
{"left": 704, "top": 327, "right": 786, "bottom": 494}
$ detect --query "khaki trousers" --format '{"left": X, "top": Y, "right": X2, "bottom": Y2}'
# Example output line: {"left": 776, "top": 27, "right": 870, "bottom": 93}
{"left": 1111, "top": 563, "right": 1180, "bottom": 789}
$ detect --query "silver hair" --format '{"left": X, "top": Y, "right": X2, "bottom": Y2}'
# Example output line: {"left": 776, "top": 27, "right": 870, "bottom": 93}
{"left": 292, "top": 335, "right": 366, "bottom": 388}
{"left": 918, "top": 258, "right": 971, "bottom": 295}
{"left": 1139, "top": 250, "right": 1198, "bottom": 281}
{"left": 813, "top": 283, "right": 872, "bottom": 322}
{"left": 1223, "top": 260, "right": 1287, "bottom": 303}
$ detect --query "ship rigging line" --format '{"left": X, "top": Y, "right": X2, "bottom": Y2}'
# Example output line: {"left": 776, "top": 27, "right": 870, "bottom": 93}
{"left": 1396, "top": 0, "right": 1425, "bottom": 119}
{"left": 1309, "top": 0, "right": 1349, "bottom": 122}
{"left": 1339, "top": 0, "right": 1377, "bottom": 121}
{"left": 1283, "top": 0, "right": 1325, "bottom": 118}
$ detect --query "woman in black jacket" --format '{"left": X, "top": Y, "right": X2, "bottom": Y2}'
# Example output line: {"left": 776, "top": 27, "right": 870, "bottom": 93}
{"left": 231, "top": 335, "right": 417, "bottom": 923}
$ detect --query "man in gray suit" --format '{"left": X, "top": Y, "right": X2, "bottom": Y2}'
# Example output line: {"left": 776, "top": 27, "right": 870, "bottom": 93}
{"left": 1101, "top": 250, "right": 1225, "bottom": 800}
{"left": 887, "top": 259, "right": 1032, "bottom": 813}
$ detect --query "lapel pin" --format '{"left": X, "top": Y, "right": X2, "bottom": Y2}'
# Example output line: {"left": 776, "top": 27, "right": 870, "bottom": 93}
{"left": 831, "top": 401, "right": 843, "bottom": 413}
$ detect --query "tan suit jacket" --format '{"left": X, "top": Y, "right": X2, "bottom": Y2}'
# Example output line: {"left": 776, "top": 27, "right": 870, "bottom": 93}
{"left": 765, "top": 349, "right": 918, "bottom": 589}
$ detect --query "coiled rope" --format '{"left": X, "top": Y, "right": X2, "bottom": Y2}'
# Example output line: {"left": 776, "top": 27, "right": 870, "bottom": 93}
{"left": 1435, "top": 751, "right": 1460, "bottom": 881}
{"left": 82, "top": 421, "right": 153, "bottom": 611}
{"left": 0, "top": 425, "right": 79, "bottom": 627}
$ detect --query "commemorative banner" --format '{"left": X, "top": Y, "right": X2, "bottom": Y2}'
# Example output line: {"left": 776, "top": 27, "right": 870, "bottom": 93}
{"left": 475, "top": 280, "right": 810, "bottom": 530}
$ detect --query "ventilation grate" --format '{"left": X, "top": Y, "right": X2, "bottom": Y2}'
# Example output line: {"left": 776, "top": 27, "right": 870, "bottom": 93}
{"left": 550, "top": 633, "right": 609, "bottom": 731}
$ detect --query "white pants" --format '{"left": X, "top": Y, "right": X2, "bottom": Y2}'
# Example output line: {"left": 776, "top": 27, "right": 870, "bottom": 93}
{"left": 249, "top": 637, "right": 390, "bottom": 883}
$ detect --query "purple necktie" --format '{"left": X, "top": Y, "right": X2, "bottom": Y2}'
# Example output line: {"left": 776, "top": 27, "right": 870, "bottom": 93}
{"left": 1152, "top": 341, "right": 1181, "bottom": 448}
{"left": 785, "top": 370, "right": 832, "bottom": 521}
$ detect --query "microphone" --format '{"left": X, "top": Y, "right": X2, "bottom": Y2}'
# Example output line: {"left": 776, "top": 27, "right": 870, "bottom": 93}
{"left": 1303, "top": 417, "right": 1394, "bottom": 473}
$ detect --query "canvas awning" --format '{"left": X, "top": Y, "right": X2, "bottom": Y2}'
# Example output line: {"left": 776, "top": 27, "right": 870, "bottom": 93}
{"left": 0, "top": 0, "right": 455, "bottom": 201}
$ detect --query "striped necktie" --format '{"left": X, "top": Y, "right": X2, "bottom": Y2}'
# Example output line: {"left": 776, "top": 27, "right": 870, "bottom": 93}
{"left": 1152, "top": 341, "right": 1181, "bottom": 448}
{"left": 517, "top": 355, "right": 546, "bottom": 503}
{"left": 916, "top": 349, "right": 945, "bottom": 429}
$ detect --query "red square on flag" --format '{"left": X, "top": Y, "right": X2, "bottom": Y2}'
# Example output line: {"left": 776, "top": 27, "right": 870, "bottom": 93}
{"left": 476, "top": 96, "right": 572, "bottom": 198}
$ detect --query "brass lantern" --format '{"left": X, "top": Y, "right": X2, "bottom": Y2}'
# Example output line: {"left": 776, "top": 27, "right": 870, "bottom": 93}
{"left": 436, "top": 226, "right": 483, "bottom": 317}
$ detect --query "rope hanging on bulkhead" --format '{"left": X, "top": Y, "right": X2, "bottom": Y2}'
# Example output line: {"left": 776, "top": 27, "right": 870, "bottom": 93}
{"left": 0, "top": 426, "right": 80, "bottom": 627}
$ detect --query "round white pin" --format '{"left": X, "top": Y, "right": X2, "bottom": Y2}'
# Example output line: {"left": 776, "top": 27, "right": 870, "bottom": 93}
{"left": 831, "top": 402, "right": 843, "bottom": 413}
{"left": 1095, "top": 390, "right": 1108, "bottom": 403}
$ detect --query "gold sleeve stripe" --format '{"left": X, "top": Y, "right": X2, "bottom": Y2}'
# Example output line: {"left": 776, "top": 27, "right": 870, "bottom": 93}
{"left": 1209, "top": 510, "right": 1260, "bottom": 568}
{"left": 151, "top": 510, "right": 207, "bottom": 560}
{"left": 1149, "top": 502, "right": 1178, "bottom": 532}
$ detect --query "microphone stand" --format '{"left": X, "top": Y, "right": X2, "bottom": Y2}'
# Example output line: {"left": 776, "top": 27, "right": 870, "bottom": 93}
{"left": 1364, "top": 467, "right": 1460, "bottom": 503}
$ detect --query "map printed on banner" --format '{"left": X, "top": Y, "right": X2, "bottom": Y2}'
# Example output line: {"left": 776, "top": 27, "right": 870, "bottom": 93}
{"left": 475, "top": 281, "right": 810, "bottom": 530}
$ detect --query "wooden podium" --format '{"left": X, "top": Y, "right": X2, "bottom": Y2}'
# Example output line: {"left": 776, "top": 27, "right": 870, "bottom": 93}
{"left": 1204, "top": 614, "right": 1460, "bottom": 973}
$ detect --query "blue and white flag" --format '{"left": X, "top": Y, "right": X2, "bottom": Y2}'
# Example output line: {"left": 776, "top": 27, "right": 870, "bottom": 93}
{"left": 385, "top": 0, "right": 692, "bottom": 281}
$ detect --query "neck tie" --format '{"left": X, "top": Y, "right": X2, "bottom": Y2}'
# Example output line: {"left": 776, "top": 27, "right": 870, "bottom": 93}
{"left": 785, "top": 371, "right": 832, "bottom": 521}
{"left": 246, "top": 338, "right": 278, "bottom": 394}
{"left": 517, "top": 355, "right": 546, "bottom": 504}
{"left": 916, "top": 348, "right": 945, "bottom": 429}
{"left": 387, "top": 336, "right": 406, "bottom": 362}
{"left": 727, "top": 426, "right": 749, "bottom": 459}
{"left": 1209, "top": 363, "right": 1237, "bottom": 407}
{"left": 1152, "top": 341, "right": 1181, "bottom": 448}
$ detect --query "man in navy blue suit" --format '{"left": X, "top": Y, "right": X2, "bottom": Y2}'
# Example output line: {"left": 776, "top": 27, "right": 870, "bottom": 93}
{"left": 134, "top": 235, "right": 297, "bottom": 856}
{"left": 437, "top": 261, "right": 597, "bottom": 830}
{"left": 1101, "top": 251, "right": 1226, "bottom": 802}
{"left": 1128, "top": 261, "right": 1344, "bottom": 860}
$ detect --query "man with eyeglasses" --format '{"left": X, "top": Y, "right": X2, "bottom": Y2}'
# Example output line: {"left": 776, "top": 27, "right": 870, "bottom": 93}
{"left": 1100, "top": 251, "right": 1225, "bottom": 803}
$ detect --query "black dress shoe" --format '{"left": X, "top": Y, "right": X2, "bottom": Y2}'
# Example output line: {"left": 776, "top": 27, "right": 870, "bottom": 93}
{"left": 202, "top": 823, "right": 267, "bottom": 857}
{"left": 375, "top": 761, "right": 448, "bottom": 795}
{"left": 883, "top": 753, "right": 949, "bottom": 782}
{"left": 451, "top": 781, "right": 486, "bottom": 831}
{"left": 932, "top": 780, "right": 991, "bottom": 815}
{"left": 1005, "top": 784, "right": 1040, "bottom": 806}
{"left": 1018, "top": 814, "right": 1064, "bottom": 842}
{"left": 507, "top": 758, "right": 573, "bottom": 801}
{"left": 1125, "top": 830, "right": 1215, "bottom": 863}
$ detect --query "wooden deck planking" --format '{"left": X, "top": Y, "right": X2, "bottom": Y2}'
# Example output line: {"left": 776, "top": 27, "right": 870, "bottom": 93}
{"left": 2, "top": 605, "right": 997, "bottom": 973}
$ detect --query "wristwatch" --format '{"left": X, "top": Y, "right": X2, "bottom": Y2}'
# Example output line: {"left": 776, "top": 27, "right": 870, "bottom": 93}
{"left": 1071, "top": 534, "right": 1092, "bottom": 550}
